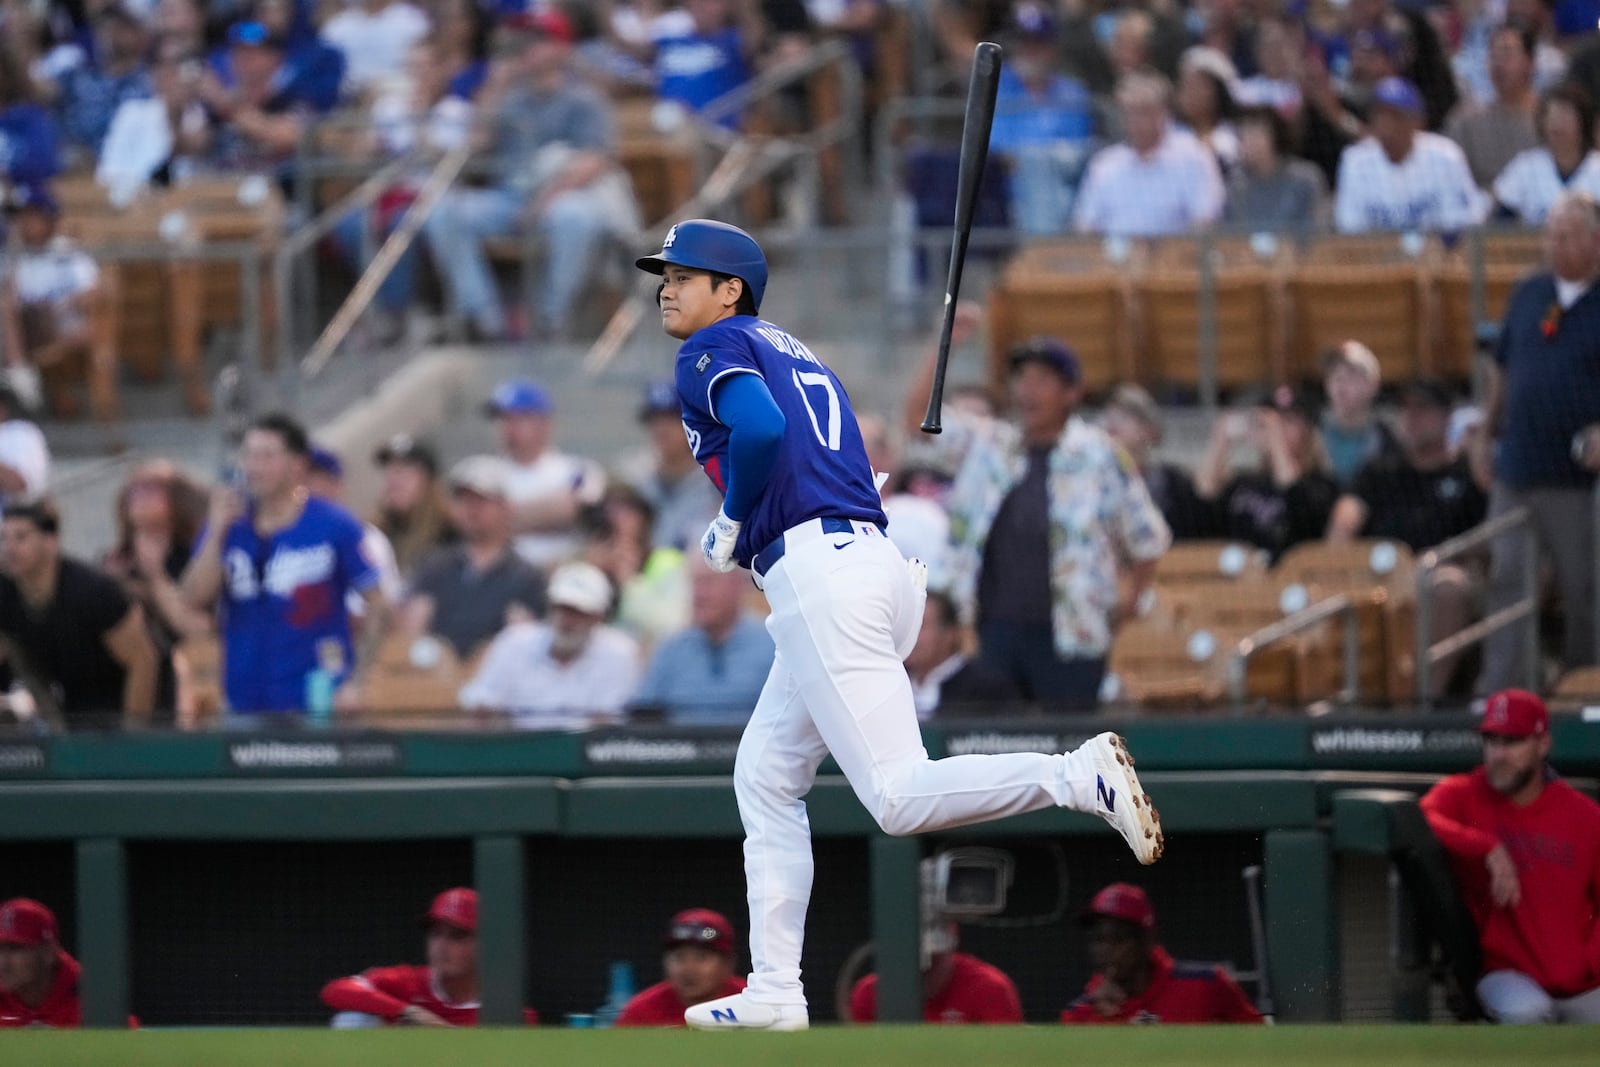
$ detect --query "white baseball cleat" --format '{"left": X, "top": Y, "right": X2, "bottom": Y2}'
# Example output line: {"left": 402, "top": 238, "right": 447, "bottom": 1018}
{"left": 1085, "top": 732, "right": 1164, "bottom": 865}
{"left": 684, "top": 991, "right": 810, "bottom": 1031}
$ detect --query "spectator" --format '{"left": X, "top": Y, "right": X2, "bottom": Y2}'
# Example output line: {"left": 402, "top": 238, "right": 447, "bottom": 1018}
{"left": 321, "top": 0, "right": 430, "bottom": 100}
{"left": 616, "top": 909, "right": 747, "bottom": 1027}
{"left": 100, "top": 460, "right": 213, "bottom": 713}
{"left": 179, "top": 413, "right": 392, "bottom": 717}
{"left": 905, "top": 589, "right": 1019, "bottom": 720}
{"left": 0, "top": 384, "right": 49, "bottom": 515}
{"left": 96, "top": 38, "right": 215, "bottom": 202}
{"left": 457, "top": 560, "right": 639, "bottom": 728}
{"left": 1175, "top": 46, "right": 1239, "bottom": 173}
{"left": 53, "top": 3, "right": 149, "bottom": 160}
{"left": 331, "top": 40, "right": 474, "bottom": 345}
{"left": 616, "top": 381, "right": 722, "bottom": 553}
{"left": 1194, "top": 386, "right": 1339, "bottom": 562}
{"left": 1421, "top": 690, "right": 1600, "bottom": 1023}
{"left": 305, "top": 446, "right": 404, "bottom": 613}
{"left": 0, "top": 183, "right": 104, "bottom": 418}
{"left": 1491, "top": 84, "right": 1600, "bottom": 225}
{"left": 484, "top": 379, "right": 607, "bottom": 571}
{"left": 1341, "top": 0, "right": 1459, "bottom": 131}
{"left": 1320, "top": 340, "right": 1397, "bottom": 487}
{"left": 0, "top": 500, "right": 158, "bottom": 727}
{"left": 401, "top": 455, "right": 547, "bottom": 659}
{"left": 0, "top": 45, "right": 63, "bottom": 187}
{"left": 1334, "top": 77, "right": 1485, "bottom": 233}
{"left": 1475, "top": 192, "right": 1600, "bottom": 691}
{"left": 1445, "top": 23, "right": 1539, "bottom": 189}
{"left": 321, "top": 888, "right": 538, "bottom": 1027}
{"left": 422, "top": 8, "right": 639, "bottom": 341}
{"left": 1061, "top": 883, "right": 1263, "bottom": 1024}
{"left": 1331, "top": 76, "right": 1478, "bottom": 233}
{"left": 907, "top": 335, "right": 1171, "bottom": 711}
{"left": 434, "top": 0, "right": 492, "bottom": 100}
{"left": 651, "top": 0, "right": 762, "bottom": 129}
{"left": 1223, "top": 105, "right": 1327, "bottom": 230}
{"left": 628, "top": 553, "right": 773, "bottom": 725}
{"left": 849, "top": 921, "right": 1023, "bottom": 1023}
{"left": 1074, "top": 72, "right": 1225, "bottom": 238}
{"left": 1457, "top": 4, "right": 1568, "bottom": 108}
{"left": 1329, "top": 379, "right": 1487, "bottom": 696}
{"left": 582, "top": 483, "right": 687, "bottom": 645}
{"left": 241, "top": 0, "right": 347, "bottom": 114}
{"left": 987, "top": 1, "right": 1095, "bottom": 236}
{"left": 199, "top": 21, "right": 325, "bottom": 175}
{"left": 155, "top": 0, "right": 207, "bottom": 57}
{"left": 1233, "top": 15, "right": 1303, "bottom": 116}
{"left": 369, "top": 434, "right": 456, "bottom": 579}
{"left": 1099, "top": 384, "right": 1217, "bottom": 542}
{"left": 0, "top": 899, "right": 79, "bottom": 1028}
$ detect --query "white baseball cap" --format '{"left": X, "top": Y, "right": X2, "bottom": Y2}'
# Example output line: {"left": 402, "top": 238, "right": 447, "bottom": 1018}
{"left": 548, "top": 561, "right": 613, "bottom": 617}
{"left": 447, "top": 455, "right": 510, "bottom": 498}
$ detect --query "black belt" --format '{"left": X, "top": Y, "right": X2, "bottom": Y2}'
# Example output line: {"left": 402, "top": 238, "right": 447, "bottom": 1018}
{"left": 752, "top": 517, "right": 870, "bottom": 578}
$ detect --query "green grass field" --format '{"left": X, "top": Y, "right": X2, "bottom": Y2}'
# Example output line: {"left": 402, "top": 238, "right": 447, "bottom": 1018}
{"left": 5, "top": 1025, "right": 1595, "bottom": 1067}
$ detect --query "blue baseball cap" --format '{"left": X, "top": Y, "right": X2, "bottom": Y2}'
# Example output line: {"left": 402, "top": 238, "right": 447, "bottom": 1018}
{"left": 638, "top": 380, "right": 680, "bottom": 420}
{"left": 1371, "top": 77, "right": 1424, "bottom": 118}
{"left": 484, "top": 378, "right": 554, "bottom": 417}
{"left": 7, "top": 182, "right": 59, "bottom": 218}
{"left": 308, "top": 445, "right": 343, "bottom": 478}
{"left": 1009, "top": 337, "right": 1081, "bottom": 385}
{"left": 227, "top": 21, "right": 280, "bottom": 49}
{"left": 1011, "top": 1, "right": 1057, "bottom": 39}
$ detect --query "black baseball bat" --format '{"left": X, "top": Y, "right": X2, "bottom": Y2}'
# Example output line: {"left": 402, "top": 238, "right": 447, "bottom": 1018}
{"left": 921, "top": 41, "right": 1003, "bottom": 435}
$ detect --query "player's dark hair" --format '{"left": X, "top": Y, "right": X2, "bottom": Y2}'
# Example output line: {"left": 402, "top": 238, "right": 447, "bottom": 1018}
{"left": 248, "top": 412, "right": 311, "bottom": 457}
{"left": 710, "top": 272, "right": 758, "bottom": 317}
{"left": 1539, "top": 83, "right": 1597, "bottom": 154}
{"left": 3, "top": 499, "right": 60, "bottom": 535}
{"left": 1236, "top": 105, "right": 1291, "bottom": 158}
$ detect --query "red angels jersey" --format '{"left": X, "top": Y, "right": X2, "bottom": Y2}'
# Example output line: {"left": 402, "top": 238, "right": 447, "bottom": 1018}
{"left": 615, "top": 976, "right": 747, "bottom": 1026}
{"left": 321, "top": 964, "right": 539, "bottom": 1026}
{"left": 0, "top": 950, "right": 81, "bottom": 1028}
{"left": 850, "top": 953, "right": 1023, "bottom": 1023}
{"left": 1060, "top": 946, "right": 1264, "bottom": 1024}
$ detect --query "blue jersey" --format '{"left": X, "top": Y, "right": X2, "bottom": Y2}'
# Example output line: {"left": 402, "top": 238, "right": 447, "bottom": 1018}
{"left": 212, "top": 496, "right": 377, "bottom": 713}
{"left": 675, "top": 316, "right": 886, "bottom": 566}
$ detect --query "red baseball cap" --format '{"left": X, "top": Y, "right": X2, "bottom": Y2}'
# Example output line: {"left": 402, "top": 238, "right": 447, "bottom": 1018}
{"left": 664, "top": 908, "right": 735, "bottom": 958}
{"left": 502, "top": 9, "right": 574, "bottom": 43}
{"left": 1480, "top": 689, "right": 1549, "bottom": 739}
{"left": 0, "top": 898, "right": 58, "bottom": 946}
{"left": 425, "top": 888, "right": 477, "bottom": 933}
{"left": 1081, "top": 883, "right": 1155, "bottom": 929}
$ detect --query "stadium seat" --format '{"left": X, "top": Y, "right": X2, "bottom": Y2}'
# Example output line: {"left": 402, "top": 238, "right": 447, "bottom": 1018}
{"left": 1286, "top": 234, "right": 1436, "bottom": 384}
{"left": 1165, "top": 580, "right": 1323, "bottom": 706}
{"left": 363, "top": 633, "right": 465, "bottom": 722}
{"left": 1106, "top": 613, "right": 1228, "bottom": 708}
{"left": 1275, "top": 540, "right": 1417, "bottom": 705}
{"left": 987, "top": 239, "right": 1135, "bottom": 396}
{"left": 1550, "top": 666, "right": 1600, "bottom": 710}
{"left": 613, "top": 95, "right": 698, "bottom": 227}
{"left": 1154, "top": 540, "right": 1271, "bottom": 587}
{"left": 1137, "top": 236, "right": 1286, "bottom": 390}
{"left": 174, "top": 634, "right": 223, "bottom": 728}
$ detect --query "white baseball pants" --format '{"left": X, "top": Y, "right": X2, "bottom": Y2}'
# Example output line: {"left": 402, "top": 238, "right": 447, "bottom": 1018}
{"left": 737, "top": 519, "right": 1101, "bottom": 1006}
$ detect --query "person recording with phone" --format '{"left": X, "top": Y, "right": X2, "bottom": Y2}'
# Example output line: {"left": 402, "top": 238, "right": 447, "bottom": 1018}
{"left": 96, "top": 38, "right": 215, "bottom": 201}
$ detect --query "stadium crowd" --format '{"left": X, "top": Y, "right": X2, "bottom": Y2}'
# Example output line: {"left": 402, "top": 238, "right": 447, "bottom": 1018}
{"left": 0, "top": 0, "right": 1592, "bottom": 724}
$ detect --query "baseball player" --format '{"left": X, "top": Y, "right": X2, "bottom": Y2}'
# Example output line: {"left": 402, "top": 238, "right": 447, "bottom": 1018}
{"left": 0, "top": 898, "right": 81, "bottom": 1028}
{"left": 615, "top": 908, "right": 747, "bottom": 1026}
{"left": 319, "top": 888, "right": 537, "bottom": 1027}
{"left": 635, "top": 219, "right": 1164, "bottom": 1031}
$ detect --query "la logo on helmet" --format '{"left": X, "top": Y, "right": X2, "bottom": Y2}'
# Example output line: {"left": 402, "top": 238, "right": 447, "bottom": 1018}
{"left": 663, "top": 225, "right": 678, "bottom": 249}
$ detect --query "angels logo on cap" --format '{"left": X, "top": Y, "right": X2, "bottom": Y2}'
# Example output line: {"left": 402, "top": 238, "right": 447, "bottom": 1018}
{"left": 1479, "top": 689, "right": 1549, "bottom": 739}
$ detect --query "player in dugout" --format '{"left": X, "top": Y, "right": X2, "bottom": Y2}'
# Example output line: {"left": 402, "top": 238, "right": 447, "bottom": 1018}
{"left": 0, "top": 898, "right": 81, "bottom": 1028}
{"left": 320, "top": 888, "right": 536, "bottom": 1027}
{"left": 1061, "top": 883, "right": 1263, "bottom": 1024}
{"left": 615, "top": 908, "right": 747, "bottom": 1026}
{"left": 1421, "top": 689, "right": 1600, "bottom": 1023}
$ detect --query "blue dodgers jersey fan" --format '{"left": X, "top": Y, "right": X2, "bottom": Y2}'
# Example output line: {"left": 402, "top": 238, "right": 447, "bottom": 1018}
{"left": 675, "top": 316, "right": 886, "bottom": 566}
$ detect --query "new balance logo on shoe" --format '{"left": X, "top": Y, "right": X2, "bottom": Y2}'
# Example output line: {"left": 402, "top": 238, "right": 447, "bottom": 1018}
{"left": 1097, "top": 773, "right": 1116, "bottom": 813}
{"left": 710, "top": 1008, "right": 738, "bottom": 1023}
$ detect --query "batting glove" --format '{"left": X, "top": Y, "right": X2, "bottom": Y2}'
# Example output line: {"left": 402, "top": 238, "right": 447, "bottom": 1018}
{"left": 701, "top": 509, "right": 742, "bottom": 573}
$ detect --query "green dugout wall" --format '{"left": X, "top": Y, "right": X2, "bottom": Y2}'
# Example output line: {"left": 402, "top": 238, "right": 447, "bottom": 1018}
{"left": 2, "top": 714, "right": 1596, "bottom": 1027}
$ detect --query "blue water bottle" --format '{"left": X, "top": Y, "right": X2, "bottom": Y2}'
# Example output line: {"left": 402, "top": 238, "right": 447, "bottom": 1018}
{"left": 304, "top": 639, "right": 344, "bottom": 727}
{"left": 593, "top": 960, "right": 635, "bottom": 1028}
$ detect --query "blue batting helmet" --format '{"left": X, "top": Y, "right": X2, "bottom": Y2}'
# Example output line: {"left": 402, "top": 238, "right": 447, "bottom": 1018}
{"left": 635, "top": 219, "right": 767, "bottom": 312}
